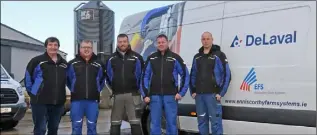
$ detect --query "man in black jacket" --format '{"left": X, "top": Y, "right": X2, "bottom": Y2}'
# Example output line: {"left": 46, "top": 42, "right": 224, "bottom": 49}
{"left": 190, "top": 32, "right": 231, "bottom": 135}
{"left": 140, "top": 34, "right": 190, "bottom": 135}
{"left": 105, "top": 34, "right": 144, "bottom": 135}
{"left": 67, "top": 39, "right": 106, "bottom": 135}
{"left": 24, "top": 37, "right": 67, "bottom": 135}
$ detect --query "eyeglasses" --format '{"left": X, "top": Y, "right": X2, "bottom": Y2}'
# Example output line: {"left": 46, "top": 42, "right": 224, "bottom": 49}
{"left": 80, "top": 46, "right": 92, "bottom": 49}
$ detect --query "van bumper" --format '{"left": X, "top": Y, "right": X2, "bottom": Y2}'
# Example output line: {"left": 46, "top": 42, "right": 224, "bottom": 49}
{"left": 1, "top": 102, "right": 27, "bottom": 122}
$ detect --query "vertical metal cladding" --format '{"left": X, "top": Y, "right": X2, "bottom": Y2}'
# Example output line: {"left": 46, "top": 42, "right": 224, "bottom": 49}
{"left": 74, "top": 1, "right": 114, "bottom": 62}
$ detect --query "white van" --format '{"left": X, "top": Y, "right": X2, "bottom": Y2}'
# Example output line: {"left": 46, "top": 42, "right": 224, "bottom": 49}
{"left": 0, "top": 64, "right": 27, "bottom": 130}
{"left": 119, "top": 1, "right": 316, "bottom": 134}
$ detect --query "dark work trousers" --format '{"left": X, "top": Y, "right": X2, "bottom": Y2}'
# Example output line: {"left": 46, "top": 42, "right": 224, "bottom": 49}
{"left": 110, "top": 93, "right": 143, "bottom": 135}
{"left": 31, "top": 103, "right": 64, "bottom": 135}
{"left": 70, "top": 100, "right": 99, "bottom": 135}
{"left": 195, "top": 94, "right": 223, "bottom": 135}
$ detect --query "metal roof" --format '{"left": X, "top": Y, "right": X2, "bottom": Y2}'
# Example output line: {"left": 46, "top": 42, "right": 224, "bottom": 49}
{"left": 0, "top": 23, "right": 67, "bottom": 55}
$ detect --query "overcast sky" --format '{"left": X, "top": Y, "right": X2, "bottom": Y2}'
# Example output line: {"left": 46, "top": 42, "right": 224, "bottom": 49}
{"left": 1, "top": 1, "right": 181, "bottom": 60}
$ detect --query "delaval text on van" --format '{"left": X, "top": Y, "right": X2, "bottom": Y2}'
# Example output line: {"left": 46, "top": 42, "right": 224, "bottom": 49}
{"left": 231, "top": 31, "right": 297, "bottom": 47}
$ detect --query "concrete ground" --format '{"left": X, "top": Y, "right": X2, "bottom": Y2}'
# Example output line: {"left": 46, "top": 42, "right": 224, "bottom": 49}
{"left": 1, "top": 109, "right": 132, "bottom": 135}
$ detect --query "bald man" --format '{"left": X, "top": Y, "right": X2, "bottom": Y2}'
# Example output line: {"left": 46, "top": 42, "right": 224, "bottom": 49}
{"left": 189, "top": 32, "right": 231, "bottom": 135}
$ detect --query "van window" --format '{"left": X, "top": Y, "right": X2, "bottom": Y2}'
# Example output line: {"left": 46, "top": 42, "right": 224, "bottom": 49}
{"left": 1, "top": 66, "right": 9, "bottom": 79}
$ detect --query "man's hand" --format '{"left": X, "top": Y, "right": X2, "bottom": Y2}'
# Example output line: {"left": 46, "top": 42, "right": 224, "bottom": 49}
{"left": 215, "top": 94, "right": 221, "bottom": 101}
{"left": 191, "top": 93, "right": 196, "bottom": 99}
{"left": 175, "top": 93, "right": 182, "bottom": 100}
{"left": 144, "top": 97, "right": 150, "bottom": 103}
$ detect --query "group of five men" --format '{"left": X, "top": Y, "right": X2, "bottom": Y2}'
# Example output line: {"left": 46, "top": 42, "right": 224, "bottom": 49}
{"left": 24, "top": 32, "right": 231, "bottom": 135}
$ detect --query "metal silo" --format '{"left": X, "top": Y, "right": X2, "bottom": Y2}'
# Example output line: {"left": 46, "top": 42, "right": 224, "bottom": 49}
{"left": 74, "top": 1, "right": 114, "bottom": 63}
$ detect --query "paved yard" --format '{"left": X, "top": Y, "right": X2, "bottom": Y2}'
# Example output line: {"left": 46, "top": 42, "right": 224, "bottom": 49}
{"left": 1, "top": 109, "right": 132, "bottom": 135}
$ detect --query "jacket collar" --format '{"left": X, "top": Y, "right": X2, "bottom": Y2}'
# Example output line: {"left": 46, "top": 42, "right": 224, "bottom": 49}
{"left": 44, "top": 52, "right": 63, "bottom": 64}
{"left": 157, "top": 47, "right": 171, "bottom": 56}
{"left": 75, "top": 53, "right": 98, "bottom": 63}
{"left": 198, "top": 44, "right": 221, "bottom": 55}
{"left": 115, "top": 45, "right": 132, "bottom": 58}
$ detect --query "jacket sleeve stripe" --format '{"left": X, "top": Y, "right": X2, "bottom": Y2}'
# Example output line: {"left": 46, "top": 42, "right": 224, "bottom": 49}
{"left": 175, "top": 58, "right": 190, "bottom": 97}
{"left": 220, "top": 63, "right": 231, "bottom": 97}
{"left": 106, "top": 58, "right": 114, "bottom": 86}
{"left": 140, "top": 61, "right": 152, "bottom": 97}
{"left": 67, "top": 63, "right": 76, "bottom": 92}
{"left": 25, "top": 59, "right": 36, "bottom": 92}
{"left": 30, "top": 64, "right": 43, "bottom": 95}
{"left": 189, "top": 58, "right": 197, "bottom": 94}
{"left": 99, "top": 65, "right": 107, "bottom": 92}
{"left": 217, "top": 52, "right": 231, "bottom": 97}
{"left": 97, "top": 66, "right": 106, "bottom": 92}
{"left": 214, "top": 56, "right": 224, "bottom": 87}
{"left": 24, "top": 71, "right": 33, "bottom": 92}
{"left": 135, "top": 59, "right": 142, "bottom": 90}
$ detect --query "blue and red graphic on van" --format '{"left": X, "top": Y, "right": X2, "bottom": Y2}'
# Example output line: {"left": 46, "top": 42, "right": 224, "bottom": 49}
{"left": 240, "top": 68, "right": 264, "bottom": 91}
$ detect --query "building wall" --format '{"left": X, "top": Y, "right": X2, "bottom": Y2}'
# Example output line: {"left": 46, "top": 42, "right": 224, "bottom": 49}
{"left": 11, "top": 47, "right": 43, "bottom": 81}
{"left": 1, "top": 45, "right": 12, "bottom": 73}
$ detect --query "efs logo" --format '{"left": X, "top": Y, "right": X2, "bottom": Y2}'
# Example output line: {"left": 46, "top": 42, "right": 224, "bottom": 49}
{"left": 240, "top": 67, "right": 264, "bottom": 91}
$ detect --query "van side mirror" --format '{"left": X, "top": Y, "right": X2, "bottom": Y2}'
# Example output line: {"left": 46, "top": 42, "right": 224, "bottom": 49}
{"left": 9, "top": 73, "right": 14, "bottom": 79}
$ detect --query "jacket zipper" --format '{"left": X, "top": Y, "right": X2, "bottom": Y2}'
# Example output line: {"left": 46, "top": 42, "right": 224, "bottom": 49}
{"left": 86, "top": 63, "right": 88, "bottom": 99}
{"left": 122, "top": 56, "right": 125, "bottom": 91}
{"left": 54, "top": 64, "right": 58, "bottom": 104}
{"left": 160, "top": 55, "right": 164, "bottom": 95}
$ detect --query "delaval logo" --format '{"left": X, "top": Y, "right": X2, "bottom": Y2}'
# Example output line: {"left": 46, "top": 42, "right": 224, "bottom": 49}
{"left": 240, "top": 67, "right": 264, "bottom": 91}
{"left": 230, "top": 31, "right": 297, "bottom": 47}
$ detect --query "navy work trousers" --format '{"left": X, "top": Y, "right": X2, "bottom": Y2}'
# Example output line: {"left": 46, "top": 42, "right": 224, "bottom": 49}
{"left": 195, "top": 94, "right": 223, "bottom": 135}
{"left": 31, "top": 103, "right": 64, "bottom": 135}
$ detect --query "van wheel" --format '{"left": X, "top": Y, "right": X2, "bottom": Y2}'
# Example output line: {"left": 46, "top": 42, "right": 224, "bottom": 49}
{"left": 0, "top": 120, "right": 19, "bottom": 130}
{"left": 143, "top": 110, "right": 166, "bottom": 135}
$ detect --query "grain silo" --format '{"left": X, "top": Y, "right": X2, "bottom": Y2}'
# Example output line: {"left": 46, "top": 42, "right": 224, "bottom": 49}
{"left": 74, "top": 1, "right": 114, "bottom": 63}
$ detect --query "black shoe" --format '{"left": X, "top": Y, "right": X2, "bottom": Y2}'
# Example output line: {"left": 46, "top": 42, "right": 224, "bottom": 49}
{"left": 131, "top": 124, "right": 143, "bottom": 135}
{"left": 110, "top": 125, "right": 121, "bottom": 135}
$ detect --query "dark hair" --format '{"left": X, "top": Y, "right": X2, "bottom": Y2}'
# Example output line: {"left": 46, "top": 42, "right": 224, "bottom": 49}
{"left": 117, "top": 33, "right": 129, "bottom": 40}
{"left": 156, "top": 34, "right": 168, "bottom": 41}
{"left": 44, "top": 37, "right": 60, "bottom": 48}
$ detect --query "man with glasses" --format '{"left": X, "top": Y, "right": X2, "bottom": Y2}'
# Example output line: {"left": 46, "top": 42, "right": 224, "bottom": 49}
{"left": 67, "top": 39, "right": 106, "bottom": 135}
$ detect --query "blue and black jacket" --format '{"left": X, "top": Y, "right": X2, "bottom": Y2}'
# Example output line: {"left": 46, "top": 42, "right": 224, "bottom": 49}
{"left": 24, "top": 52, "right": 68, "bottom": 105}
{"left": 140, "top": 49, "right": 190, "bottom": 98}
{"left": 67, "top": 54, "right": 106, "bottom": 101}
{"left": 105, "top": 47, "right": 144, "bottom": 95}
{"left": 190, "top": 45, "right": 231, "bottom": 97}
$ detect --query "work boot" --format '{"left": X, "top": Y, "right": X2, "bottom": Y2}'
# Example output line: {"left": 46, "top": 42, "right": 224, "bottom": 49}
{"left": 131, "top": 124, "right": 143, "bottom": 135}
{"left": 110, "top": 125, "right": 121, "bottom": 135}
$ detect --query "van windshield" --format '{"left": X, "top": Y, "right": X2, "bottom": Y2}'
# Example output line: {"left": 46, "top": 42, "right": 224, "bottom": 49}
{"left": 1, "top": 66, "right": 9, "bottom": 79}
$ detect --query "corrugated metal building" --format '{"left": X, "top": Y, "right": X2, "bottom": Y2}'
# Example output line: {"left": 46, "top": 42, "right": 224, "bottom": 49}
{"left": 1, "top": 23, "right": 68, "bottom": 82}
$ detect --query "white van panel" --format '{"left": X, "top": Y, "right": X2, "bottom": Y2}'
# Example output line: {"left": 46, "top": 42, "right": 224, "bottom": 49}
{"left": 179, "top": 116, "right": 316, "bottom": 134}
{"left": 179, "top": 20, "right": 223, "bottom": 68}
{"left": 117, "top": 1, "right": 316, "bottom": 134}
{"left": 223, "top": 1, "right": 302, "bottom": 16}
{"left": 221, "top": 4, "right": 314, "bottom": 111}
{"left": 182, "top": 1, "right": 224, "bottom": 25}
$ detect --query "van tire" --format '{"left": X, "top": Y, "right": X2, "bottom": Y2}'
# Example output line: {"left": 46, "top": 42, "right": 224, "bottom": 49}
{"left": 0, "top": 120, "right": 19, "bottom": 130}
